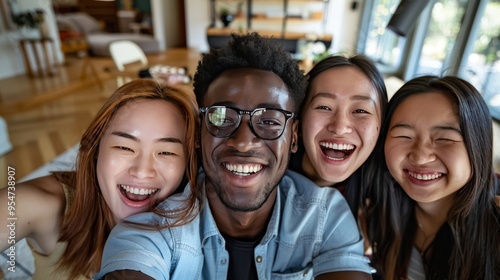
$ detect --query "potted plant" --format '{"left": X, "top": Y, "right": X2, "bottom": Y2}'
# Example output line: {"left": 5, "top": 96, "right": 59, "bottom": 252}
{"left": 219, "top": 7, "right": 234, "bottom": 28}
{"left": 11, "top": 9, "right": 46, "bottom": 38}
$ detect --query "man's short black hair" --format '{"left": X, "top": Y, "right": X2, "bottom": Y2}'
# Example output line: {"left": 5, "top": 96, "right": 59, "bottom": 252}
{"left": 193, "top": 32, "right": 308, "bottom": 111}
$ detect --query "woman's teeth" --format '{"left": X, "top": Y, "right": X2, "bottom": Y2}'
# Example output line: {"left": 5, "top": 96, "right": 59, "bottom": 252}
{"left": 319, "top": 142, "right": 355, "bottom": 150}
{"left": 407, "top": 171, "right": 443, "bottom": 180}
{"left": 120, "top": 184, "right": 159, "bottom": 195}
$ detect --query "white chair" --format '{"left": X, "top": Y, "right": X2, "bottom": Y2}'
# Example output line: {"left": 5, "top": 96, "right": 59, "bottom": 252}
{"left": 109, "top": 40, "right": 148, "bottom": 86}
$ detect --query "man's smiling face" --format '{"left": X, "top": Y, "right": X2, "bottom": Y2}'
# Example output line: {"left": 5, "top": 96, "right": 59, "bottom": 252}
{"left": 200, "top": 68, "right": 298, "bottom": 212}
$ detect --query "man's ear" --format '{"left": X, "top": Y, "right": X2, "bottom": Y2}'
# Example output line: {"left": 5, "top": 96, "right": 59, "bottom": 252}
{"left": 291, "top": 119, "right": 299, "bottom": 153}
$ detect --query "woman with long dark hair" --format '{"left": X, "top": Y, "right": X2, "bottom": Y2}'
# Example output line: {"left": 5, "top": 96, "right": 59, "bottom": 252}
{"left": 289, "top": 54, "right": 388, "bottom": 216}
{"left": 364, "top": 75, "right": 500, "bottom": 279}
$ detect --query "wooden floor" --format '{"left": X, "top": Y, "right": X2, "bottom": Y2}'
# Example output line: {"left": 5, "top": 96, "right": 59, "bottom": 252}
{"left": 0, "top": 48, "right": 203, "bottom": 183}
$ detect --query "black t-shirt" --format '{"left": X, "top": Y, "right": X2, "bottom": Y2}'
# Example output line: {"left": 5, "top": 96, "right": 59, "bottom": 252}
{"left": 224, "top": 234, "right": 262, "bottom": 280}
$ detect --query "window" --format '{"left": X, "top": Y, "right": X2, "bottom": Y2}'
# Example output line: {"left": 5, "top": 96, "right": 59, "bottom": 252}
{"left": 359, "top": 0, "right": 500, "bottom": 120}
{"left": 414, "top": 0, "right": 468, "bottom": 76}
{"left": 359, "top": 0, "right": 403, "bottom": 72}
{"left": 461, "top": 0, "right": 500, "bottom": 120}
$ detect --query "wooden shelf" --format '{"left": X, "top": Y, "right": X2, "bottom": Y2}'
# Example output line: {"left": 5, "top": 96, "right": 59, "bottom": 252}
{"left": 209, "top": 0, "right": 331, "bottom": 52}
{"left": 234, "top": 16, "right": 322, "bottom": 23}
{"left": 207, "top": 27, "right": 332, "bottom": 41}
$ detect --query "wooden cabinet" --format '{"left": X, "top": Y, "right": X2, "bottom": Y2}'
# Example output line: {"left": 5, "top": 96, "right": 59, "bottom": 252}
{"left": 207, "top": 0, "right": 332, "bottom": 52}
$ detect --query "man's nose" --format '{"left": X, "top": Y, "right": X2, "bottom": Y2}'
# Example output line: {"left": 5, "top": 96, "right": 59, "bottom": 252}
{"left": 226, "top": 115, "right": 262, "bottom": 151}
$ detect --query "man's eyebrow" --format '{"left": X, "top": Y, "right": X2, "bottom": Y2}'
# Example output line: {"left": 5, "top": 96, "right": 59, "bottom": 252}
{"left": 256, "top": 103, "right": 285, "bottom": 109}
{"left": 110, "top": 131, "right": 183, "bottom": 144}
{"left": 209, "top": 102, "right": 286, "bottom": 110}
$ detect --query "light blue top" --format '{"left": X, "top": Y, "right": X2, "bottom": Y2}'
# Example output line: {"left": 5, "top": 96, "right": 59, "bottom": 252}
{"left": 96, "top": 170, "right": 373, "bottom": 280}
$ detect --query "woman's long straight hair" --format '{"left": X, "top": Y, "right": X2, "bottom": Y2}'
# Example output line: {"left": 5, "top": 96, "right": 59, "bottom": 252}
{"left": 363, "top": 75, "right": 500, "bottom": 279}
{"left": 301, "top": 54, "right": 388, "bottom": 215}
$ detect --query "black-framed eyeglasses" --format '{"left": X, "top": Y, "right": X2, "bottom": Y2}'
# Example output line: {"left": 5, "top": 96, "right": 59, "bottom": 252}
{"left": 199, "top": 106, "right": 295, "bottom": 140}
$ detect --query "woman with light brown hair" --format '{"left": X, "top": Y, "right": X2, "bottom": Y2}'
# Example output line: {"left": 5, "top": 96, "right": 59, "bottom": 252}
{"left": 0, "top": 79, "right": 200, "bottom": 279}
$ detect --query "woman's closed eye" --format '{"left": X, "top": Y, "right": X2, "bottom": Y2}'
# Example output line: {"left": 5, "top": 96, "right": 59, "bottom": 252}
{"left": 394, "top": 135, "right": 412, "bottom": 139}
{"left": 158, "top": 151, "right": 175, "bottom": 156}
{"left": 314, "top": 105, "right": 331, "bottom": 111}
{"left": 388, "top": 129, "right": 412, "bottom": 140}
{"left": 435, "top": 137, "right": 461, "bottom": 143}
{"left": 388, "top": 126, "right": 413, "bottom": 140}
{"left": 114, "top": 146, "right": 134, "bottom": 152}
{"left": 157, "top": 144, "right": 185, "bottom": 157}
{"left": 433, "top": 130, "right": 463, "bottom": 143}
{"left": 353, "top": 108, "right": 369, "bottom": 114}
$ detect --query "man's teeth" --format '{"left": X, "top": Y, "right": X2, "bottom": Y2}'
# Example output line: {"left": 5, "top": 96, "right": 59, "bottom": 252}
{"left": 320, "top": 142, "right": 355, "bottom": 150}
{"left": 224, "top": 163, "right": 262, "bottom": 176}
{"left": 120, "top": 184, "right": 158, "bottom": 195}
{"left": 408, "top": 171, "right": 443, "bottom": 180}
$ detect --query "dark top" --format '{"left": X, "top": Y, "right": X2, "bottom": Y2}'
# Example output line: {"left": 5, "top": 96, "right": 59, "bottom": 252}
{"left": 224, "top": 234, "right": 261, "bottom": 280}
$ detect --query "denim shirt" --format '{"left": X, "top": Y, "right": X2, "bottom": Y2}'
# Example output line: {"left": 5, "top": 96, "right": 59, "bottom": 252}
{"left": 97, "top": 170, "right": 372, "bottom": 280}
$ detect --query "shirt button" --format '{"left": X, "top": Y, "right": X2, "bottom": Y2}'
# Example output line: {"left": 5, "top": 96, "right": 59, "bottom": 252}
{"left": 221, "top": 259, "right": 227, "bottom": 264}
{"left": 256, "top": 256, "right": 262, "bottom": 263}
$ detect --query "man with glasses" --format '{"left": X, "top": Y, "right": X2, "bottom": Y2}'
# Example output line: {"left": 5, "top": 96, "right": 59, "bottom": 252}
{"left": 97, "top": 33, "right": 373, "bottom": 280}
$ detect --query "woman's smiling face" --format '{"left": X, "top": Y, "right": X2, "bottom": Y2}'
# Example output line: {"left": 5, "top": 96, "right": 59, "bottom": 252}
{"left": 384, "top": 91, "right": 471, "bottom": 204}
{"left": 300, "top": 66, "right": 382, "bottom": 186}
{"left": 97, "top": 99, "right": 188, "bottom": 222}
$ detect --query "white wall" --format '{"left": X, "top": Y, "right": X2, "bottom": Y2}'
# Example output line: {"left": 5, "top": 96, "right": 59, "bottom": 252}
{"left": 330, "top": 0, "right": 364, "bottom": 54}
{"left": 0, "top": 31, "right": 24, "bottom": 79}
{"left": 184, "top": 0, "right": 210, "bottom": 53}
{"left": 151, "top": 0, "right": 185, "bottom": 51}
{"left": 151, "top": 0, "right": 166, "bottom": 51}
{"left": 0, "top": 0, "right": 61, "bottom": 79}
